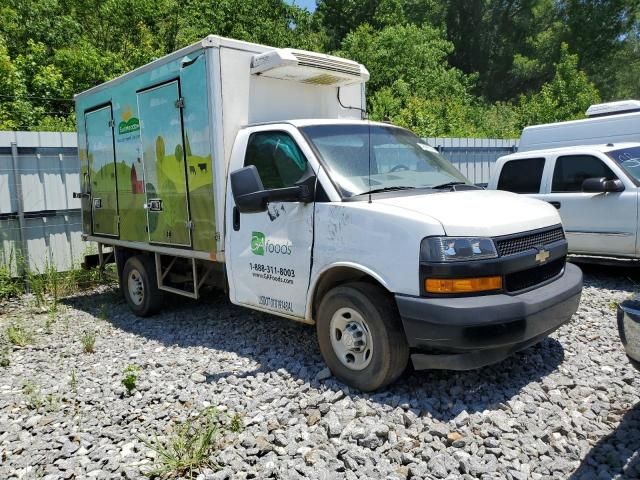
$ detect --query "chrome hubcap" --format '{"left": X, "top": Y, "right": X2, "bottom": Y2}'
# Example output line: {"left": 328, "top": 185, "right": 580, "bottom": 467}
{"left": 330, "top": 307, "right": 373, "bottom": 370}
{"left": 127, "top": 270, "right": 144, "bottom": 306}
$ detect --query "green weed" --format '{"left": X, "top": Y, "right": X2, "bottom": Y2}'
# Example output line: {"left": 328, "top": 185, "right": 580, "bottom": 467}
{"left": 80, "top": 330, "right": 96, "bottom": 353}
{"left": 0, "top": 347, "right": 9, "bottom": 367}
{"left": 22, "top": 381, "right": 43, "bottom": 410}
{"left": 122, "top": 364, "right": 140, "bottom": 395}
{"left": 141, "top": 407, "right": 224, "bottom": 479}
{"left": 6, "top": 322, "right": 32, "bottom": 346}
{"left": 230, "top": 413, "right": 243, "bottom": 433}
{"left": 70, "top": 368, "right": 78, "bottom": 394}
{"left": 0, "top": 262, "right": 22, "bottom": 301}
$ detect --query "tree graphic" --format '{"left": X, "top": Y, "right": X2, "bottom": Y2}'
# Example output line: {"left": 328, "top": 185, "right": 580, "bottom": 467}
{"left": 175, "top": 144, "right": 183, "bottom": 163}
{"left": 155, "top": 136, "right": 165, "bottom": 163}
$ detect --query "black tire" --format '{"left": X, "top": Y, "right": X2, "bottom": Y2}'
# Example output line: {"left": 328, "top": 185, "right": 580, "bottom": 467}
{"left": 121, "top": 255, "right": 163, "bottom": 317}
{"left": 316, "top": 282, "right": 409, "bottom": 391}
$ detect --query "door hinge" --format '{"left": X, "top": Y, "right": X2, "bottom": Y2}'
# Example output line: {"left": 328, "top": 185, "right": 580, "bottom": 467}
{"left": 186, "top": 220, "right": 193, "bottom": 230}
{"left": 175, "top": 97, "right": 185, "bottom": 109}
{"left": 108, "top": 119, "right": 115, "bottom": 128}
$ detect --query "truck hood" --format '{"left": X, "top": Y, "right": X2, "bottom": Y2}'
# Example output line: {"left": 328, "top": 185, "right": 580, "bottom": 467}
{"left": 375, "top": 189, "right": 560, "bottom": 237}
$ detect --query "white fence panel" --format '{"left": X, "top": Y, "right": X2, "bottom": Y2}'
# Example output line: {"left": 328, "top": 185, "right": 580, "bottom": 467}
{"left": 0, "top": 131, "right": 91, "bottom": 274}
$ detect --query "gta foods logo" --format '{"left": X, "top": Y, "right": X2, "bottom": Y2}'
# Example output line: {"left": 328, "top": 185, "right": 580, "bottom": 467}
{"left": 251, "top": 231, "right": 292, "bottom": 256}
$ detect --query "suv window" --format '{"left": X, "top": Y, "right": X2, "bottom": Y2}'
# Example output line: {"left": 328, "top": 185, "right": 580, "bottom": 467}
{"left": 497, "top": 158, "right": 545, "bottom": 193}
{"left": 244, "top": 131, "right": 307, "bottom": 189}
{"left": 552, "top": 155, "right": 617, "bottom": 192}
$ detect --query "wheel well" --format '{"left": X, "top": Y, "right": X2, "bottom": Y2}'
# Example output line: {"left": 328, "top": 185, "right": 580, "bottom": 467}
{"left": 114, "top": 247, "right": 152, "bottom": 281}
{"left": 312, "top": 267, "right": 391, "bottom": 318}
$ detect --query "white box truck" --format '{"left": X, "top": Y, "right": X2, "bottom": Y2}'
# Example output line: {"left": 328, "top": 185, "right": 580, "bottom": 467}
{"left": 74, "top": 35, "right": 582, "bottom": 391}
{"left": 519, "top": 100, "right": 640, "bottom": 152}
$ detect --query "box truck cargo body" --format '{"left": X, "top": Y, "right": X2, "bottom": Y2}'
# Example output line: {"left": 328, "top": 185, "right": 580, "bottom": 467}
{"left": 75, "top": 36, "right": 582, "bottom": 391}
{"left": 519, "top": 100, "right": 640, "bottom": 152}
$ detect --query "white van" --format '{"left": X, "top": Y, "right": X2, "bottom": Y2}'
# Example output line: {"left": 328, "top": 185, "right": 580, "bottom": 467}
{"left": 75, "top": 35, "right": 582, "bottom": 391}
{"left": 489, "top": 143, "right": 640, "bottom": 262}
{"left": 519, "top": 100, "right": 640, "bottom": 152}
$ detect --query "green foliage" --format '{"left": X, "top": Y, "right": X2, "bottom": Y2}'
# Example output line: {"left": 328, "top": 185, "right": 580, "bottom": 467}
{"left": 141, "top": 407, "right": 243, "bottom": 479}
{"left": 6, "top": 322, "right": 32, "bottom": 347}
{"left": 80, "top": 330, "right": 96, "bottom": 353}
{"left": 0, "top": 263, "right": 22, "bottom": 301}
{"left": 22, "top": 380, "right": 43, "bottom": 410}
{"left": 0, "top": 0, "right": 637, "bottom": 135}
{"left": 122, "top": 364, "right": 140, "bottom": 395}
{"left": 0, "top": 346, "right": 10, "bottom": 367}
{"left": 517, "top": 44, "right": 600, "bottom": 127}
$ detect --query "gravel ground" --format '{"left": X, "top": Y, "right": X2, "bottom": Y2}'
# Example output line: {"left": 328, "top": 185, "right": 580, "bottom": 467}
{"left": 1, "top": 266, "right": 640, "bottom": 480}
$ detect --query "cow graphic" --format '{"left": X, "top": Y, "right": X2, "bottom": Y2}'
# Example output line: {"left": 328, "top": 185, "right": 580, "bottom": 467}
{"left": 198, "top": 163, "right": 207, "bottom": 173}
{"left": 189, "top": 165, "right": 196, "bottom": 175}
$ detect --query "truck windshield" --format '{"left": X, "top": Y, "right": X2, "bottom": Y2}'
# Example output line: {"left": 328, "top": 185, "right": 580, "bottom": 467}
{"left": 301, "top": 124, "right": 469, "bottom": 197}
{"left": 606, "top": 146, "right": 640, "bottom": 183}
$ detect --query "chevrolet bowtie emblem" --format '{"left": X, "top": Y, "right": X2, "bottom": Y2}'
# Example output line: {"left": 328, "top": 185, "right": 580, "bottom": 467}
{"left": 535, "top": 248, "right": 550, "bottom": 264}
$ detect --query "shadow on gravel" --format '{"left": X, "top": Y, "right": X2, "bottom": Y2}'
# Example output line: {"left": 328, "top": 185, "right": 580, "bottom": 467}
{"left": 569, "top": 402, "right": 640, "bottom": 480}
{"left": 63, "top": 287, "right": 565, "bottom": 422}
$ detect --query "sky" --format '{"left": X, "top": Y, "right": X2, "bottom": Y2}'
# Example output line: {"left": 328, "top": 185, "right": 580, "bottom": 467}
{"left": 288, "top": 0, "right": 316, "bottom": 12}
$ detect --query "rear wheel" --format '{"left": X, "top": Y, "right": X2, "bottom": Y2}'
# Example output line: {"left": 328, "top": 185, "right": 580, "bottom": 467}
{"left": 316, "top": 282, "right": 409, "bottom": 391}
{"left": 121, "top": 255, "right": 163, "bottom": 317}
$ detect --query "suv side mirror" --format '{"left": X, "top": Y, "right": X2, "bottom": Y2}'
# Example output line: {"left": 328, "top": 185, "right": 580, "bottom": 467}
{"left": 582, "top": 177, "right": 625, "bottom": 193}
{"left": 230, "top": 165, "right": 313, "bottom": 214}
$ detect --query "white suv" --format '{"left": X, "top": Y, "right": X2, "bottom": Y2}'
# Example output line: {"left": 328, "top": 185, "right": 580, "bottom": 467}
{"left": 489, "top": 143, "right": 640, "bottom": 263}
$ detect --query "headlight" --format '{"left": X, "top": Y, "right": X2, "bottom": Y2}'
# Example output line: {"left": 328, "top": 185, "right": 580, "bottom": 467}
{"left": 421, "top": 236, "right": 498, "bottom": 262}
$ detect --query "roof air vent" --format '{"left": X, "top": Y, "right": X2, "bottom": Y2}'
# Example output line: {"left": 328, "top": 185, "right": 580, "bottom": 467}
{"left": 251, "top": 48, "right": 369, "bottom": 87}
{"left": 586, "top": 100, "right": 640, "bottom": 118}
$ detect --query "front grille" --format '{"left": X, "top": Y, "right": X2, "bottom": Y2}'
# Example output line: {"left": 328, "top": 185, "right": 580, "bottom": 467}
{"left": 496, "top": 227, "right": 565, "bottom": 257}
{"left": 504, "top": 257, "right": 565, "bottom": 292}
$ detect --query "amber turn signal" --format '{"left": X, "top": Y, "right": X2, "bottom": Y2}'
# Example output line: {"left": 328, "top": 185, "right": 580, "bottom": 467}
{"left": 425, "top": 276, "right": 502, "bottom": 294}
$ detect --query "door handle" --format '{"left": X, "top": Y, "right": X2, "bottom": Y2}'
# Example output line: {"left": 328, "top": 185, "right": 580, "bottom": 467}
{"left": 548, "top": 201, "right": 561, "bottom": 209}
{"left": 73, "top": 192, "right": 90, "bottom": 199}
{"left": 233, "top": 206, "right": 240, "bottom": 231}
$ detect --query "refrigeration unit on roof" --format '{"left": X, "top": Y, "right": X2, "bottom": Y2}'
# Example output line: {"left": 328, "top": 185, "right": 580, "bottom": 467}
{"left": 250, "top": 48, "right": 370, "bottom": 87}
{"left": 586, "top": 100, "right": 640, "bottom": 118}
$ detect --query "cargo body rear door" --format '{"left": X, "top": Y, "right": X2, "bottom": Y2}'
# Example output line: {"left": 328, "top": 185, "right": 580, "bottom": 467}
{"left": 85, "top": 105, "right": 119, "bottom": 237}
{"left": 137, "top": 81, "right": 192, "bottom": 247}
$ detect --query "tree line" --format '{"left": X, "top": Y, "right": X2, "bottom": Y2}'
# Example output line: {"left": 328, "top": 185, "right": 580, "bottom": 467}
{"left": 0, "top": 0, "right": 637, "bottom": 137}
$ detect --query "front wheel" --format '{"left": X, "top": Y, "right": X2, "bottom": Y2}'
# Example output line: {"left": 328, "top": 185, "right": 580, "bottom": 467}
{"left": 316, "top": 282, "right": 409, "bottom": 391}
{"left": 121, "top": 255, "right": 163, "bottom": 317}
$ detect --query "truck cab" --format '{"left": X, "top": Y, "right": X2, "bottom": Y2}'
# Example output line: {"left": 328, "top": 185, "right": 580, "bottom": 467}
{"left": 489, "top": 143, "right": 640, "bottom": 262}
{"left": 225, "top": 119, "right": 582, "bottom": 390}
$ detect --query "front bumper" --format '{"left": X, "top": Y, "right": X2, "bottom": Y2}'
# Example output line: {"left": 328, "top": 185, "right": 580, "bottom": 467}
{"left": 617, "top": 298, "right": 640, "bottom": 370}
{"left": 396, "top": 263, "right": 583, "bottom": 370}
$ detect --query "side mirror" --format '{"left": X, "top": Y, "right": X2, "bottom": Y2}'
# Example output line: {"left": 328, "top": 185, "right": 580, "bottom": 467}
{"left": 582, "top": 177, "right": 625, "bottom": 193}
{"left": 230, "top": 165, "right": 314, "bottom": 214}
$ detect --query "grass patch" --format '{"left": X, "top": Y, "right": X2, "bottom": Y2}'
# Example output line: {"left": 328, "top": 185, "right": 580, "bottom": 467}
{"left": 122, "top": 364, "right": 140, "bottom": 395}
{"left": 22, "top": 380, "right": 43, "bottom": 410}
{"left": 141, "top": 407, "right": 242, "bottom": 479}
{"left": 6, "top": 322, "right": 32, "bottom": 346}
{"left": 1, "top": 251, "right": 115, "bottom": 309}
{"left": 80, "top": 330, "right": 96, "bottom": 353}
{"left": 0, "top": 346, "right": 9, "bottom": 367}
{"left": 70, "top": 368, "right": 78, "bottom": 393}
{"left": 0, "top": 262, "right": 22, "bottom": 301}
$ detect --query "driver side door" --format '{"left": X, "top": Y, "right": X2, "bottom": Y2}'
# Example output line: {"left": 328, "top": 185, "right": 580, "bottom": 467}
{"left": 227, "top": 128, "right": 316, "bottom": 319}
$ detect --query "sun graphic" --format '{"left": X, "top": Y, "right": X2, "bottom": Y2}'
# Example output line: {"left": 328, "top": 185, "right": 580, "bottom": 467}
{"left": 121, "top": 107, "right": 133, "bottom": 121}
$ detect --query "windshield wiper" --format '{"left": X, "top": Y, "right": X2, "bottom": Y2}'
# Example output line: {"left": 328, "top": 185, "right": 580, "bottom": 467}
{"left": 430, "top": 181, "right": 467, "bottom": 189}
{"left": 360, "top": 186, "right": 416, "bottom": 195}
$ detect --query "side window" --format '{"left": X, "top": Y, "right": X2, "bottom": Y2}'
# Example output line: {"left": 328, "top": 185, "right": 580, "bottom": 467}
{"left": 244, "top": 131, "right": 308, "bottom": 189}
{"left": 497, "top": 158, "right": 545, "bottom": 193}
{"left": 552, "top": 155, "right": 617, "bottom": 193}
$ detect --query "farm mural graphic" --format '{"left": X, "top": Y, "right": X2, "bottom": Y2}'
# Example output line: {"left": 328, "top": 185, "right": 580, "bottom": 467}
{"left": 79, "top": 51, "right": 216, "bottom": 252}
